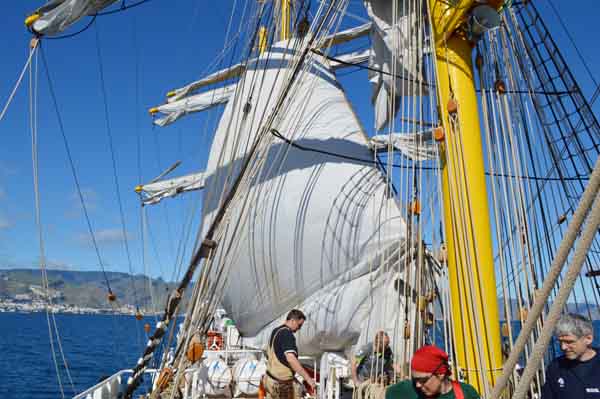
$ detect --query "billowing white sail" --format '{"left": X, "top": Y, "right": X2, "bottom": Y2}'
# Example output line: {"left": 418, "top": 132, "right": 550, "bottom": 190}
{"left": 199, "top": 40, "right": 408, "bottom": 352}
{"left": 243, "top": 244, "right": 438, "bottom": 356}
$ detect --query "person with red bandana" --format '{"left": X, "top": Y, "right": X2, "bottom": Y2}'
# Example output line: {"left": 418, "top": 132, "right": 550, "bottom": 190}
{"left": 385, "top": 345, "right": 480, "bottom": 399}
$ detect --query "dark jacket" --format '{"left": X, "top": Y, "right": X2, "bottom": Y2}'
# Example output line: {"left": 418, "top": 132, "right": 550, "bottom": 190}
{"left": 541, "top": 350, "right": 600, "bottom": 399}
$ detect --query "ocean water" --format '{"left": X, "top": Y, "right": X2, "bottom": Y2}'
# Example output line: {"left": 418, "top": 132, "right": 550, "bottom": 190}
{"left": 0, "top": 312, "right": 157, "bottom": 399}
{"left": 1, "top": 313, "right": 599, "bottom": 399}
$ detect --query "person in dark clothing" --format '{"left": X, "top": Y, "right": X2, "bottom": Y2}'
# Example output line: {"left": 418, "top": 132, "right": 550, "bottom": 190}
{"left": 351, "top": 330, "right": 395, "bottom": 386}
{"left": 263, "top": 309, "right": 316, "bottom": 399}
{"left": 386, "top": 345, "right": 480, "bottom": 399}
{"left": 541, "top": 313, "right": 600, "bottom": 399}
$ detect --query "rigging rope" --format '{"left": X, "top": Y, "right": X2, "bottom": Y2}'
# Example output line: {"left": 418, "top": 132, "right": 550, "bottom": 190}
{"left": 29, "top": 45, "right": 75, "bottom": 399}
{"left": 489, "top": 105, "right": 600, "bottom": 399}
{"left": 0, "top": 40, "right": 38, "bottom": 122}
{"left": 93, "top": 20, "right": 140, "bottom": 313}
{"left": 311, "top": 48, "right": 434, "bottom": 87}
{"left": 42, "top": 14, "right": 97, "bottom": 40}
{"left": 511, "top": 181, "right": 600, "bottom": 399}
{"left": 39, "top": 44, "right": 114, "bottom": 295}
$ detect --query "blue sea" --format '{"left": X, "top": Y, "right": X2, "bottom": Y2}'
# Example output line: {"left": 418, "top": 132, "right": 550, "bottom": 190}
{"left": 0, "top": 312, "right": 157, "bottom": 399}
{"left": 1, "top": 313, "right": 599, "bottom": 399}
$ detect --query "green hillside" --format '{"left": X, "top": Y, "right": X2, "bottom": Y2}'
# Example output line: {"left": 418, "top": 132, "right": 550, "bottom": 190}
{"left": 0, "top": 269, "right": 175, "bottom": 309}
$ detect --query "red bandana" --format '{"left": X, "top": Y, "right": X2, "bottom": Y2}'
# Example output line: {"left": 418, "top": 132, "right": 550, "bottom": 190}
{"left": 411, "top": 345, "right": 450, "bottom": 374}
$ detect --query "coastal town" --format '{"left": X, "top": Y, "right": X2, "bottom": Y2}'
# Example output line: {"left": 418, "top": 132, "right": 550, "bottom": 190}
{"left": 0, "top": 272, "right": 157, "bottom": 315}
{"left": 0, "top": 296, "right": 141, "bottom": 315}
{"left": 0, "top": 269, "right": 172, "bottom": 315}
{"left": 0, "top": 280, "right": 147, "bottom": 315}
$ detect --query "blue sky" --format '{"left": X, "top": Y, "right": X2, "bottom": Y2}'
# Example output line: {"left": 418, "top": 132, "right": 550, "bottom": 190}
{"left": 1, "top": 0, "right": 599, "bottom": 282}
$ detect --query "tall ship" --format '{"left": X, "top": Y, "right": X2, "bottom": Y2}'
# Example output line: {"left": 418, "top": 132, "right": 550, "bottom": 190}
{"left": 5, "top": 0, "right": 599, "bottom": 398}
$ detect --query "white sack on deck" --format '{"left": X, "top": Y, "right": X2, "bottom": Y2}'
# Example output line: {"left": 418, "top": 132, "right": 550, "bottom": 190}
{"left": 370, "top": 129, "right": 436, "bottom": 161}
{"left": 137, "top": 172, "right": 205, "bottom": 206}
{"left": 153, "top": 85, "right": 236, "bottom": 127}
{"left": 30, "top": 0, "right": 118, "bottom": 36}
{"left": 364, "top": 0, "right": 425, "bottom": 131}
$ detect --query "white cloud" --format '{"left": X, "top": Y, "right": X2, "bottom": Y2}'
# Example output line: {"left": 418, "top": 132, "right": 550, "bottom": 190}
{"left": 0, "top": 215, "right": 11, "bottom": 230}
{"left": 76, "top": 228, "right": 131, "bottom": 246}
{"left": 66, "top": 188, "right": 99, "bottom": 217}
{"left": 0, "top": 258, "right": 75, "bottom": 271}
{"left": 45, "top": 259, "right": 75, "bottom": 271}
{"left": 0, "top": 162, "right": 17, "bottom": 177}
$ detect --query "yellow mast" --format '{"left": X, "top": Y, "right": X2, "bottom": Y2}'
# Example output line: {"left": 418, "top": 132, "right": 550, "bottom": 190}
{"left": 428, "top": 0, "right": 503, "bottom": 394}
{"left": 280, "top": 0, "right": 290, "bottom": 41}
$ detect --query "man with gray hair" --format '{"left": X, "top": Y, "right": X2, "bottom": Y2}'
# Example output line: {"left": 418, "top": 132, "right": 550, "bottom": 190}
{"left": 541, "top": 313, "right": 599, "bottom": 399}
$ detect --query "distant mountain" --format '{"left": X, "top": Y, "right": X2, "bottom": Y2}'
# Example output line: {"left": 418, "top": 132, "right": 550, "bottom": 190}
{"left": 497, "top": 297, "right": 600, "bottom": 320}
{"left": 430, "top": 296, "right": 599, "bottom": 321}
{"left": 0, "top": 269, "right": 176, "bottom": 310}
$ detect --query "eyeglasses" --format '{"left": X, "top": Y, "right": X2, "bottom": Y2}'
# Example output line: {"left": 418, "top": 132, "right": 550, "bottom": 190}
{"left": 411, "top": 361, "right": 447, "bottom": 386}
{"left": 558, "top": 338, "right": 578, "bottom": 347}
{"left": 412, "top": 374, "right": 436, "bottom": 385}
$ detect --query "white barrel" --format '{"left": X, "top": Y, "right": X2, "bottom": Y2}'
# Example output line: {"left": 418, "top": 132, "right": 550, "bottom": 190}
{"left": 232, "top": 358, "right": 267, "bottom": 397}
{"left": 192, "top": 358, "right": 233, "bottom": 396}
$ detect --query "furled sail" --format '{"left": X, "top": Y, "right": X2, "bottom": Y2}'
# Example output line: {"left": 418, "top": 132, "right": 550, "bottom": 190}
{"left": 151, "top": 84, "right": 236, "bottom": 127}
{"left": 320, "top": 22, "right": 372, "bottom": 47}
{"left": 369, "top": 130, "right": 436, "bottom": 161}
{"left": 136, "top": 172, "right": 206, "bottom": 206}
{"left": 364, "top": 0, "right": 425, "bottom": 130}
{"left": 153, "top": 49, "right": 370, "bottom": 126}
{"left": 197, "top": 39, "right": 411, "bottom": 353}
{"left": 26, "top": 0, "right": 118, "bottom": 36}
{"left": 164, "top": 24, "right": 371, "bottom": 105}
{"left": 167, "top": 63, "right": 246, "bottom": 103}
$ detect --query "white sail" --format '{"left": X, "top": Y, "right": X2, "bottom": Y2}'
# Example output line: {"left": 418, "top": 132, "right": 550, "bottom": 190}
{"left": 243, "top": 245, "right": 438, "bottom": 356}
{"left": 365, "top": 0, "right": 425, "bottom": 130}
{"left": 154, "top": 50, "right": 371, "bottom": 126}
{"left": 199, "top": 40, "right": 407, "bottom": 351}
{"left": 320, "top": 23, "right": 372, "bottom": 47}
{"left": 165, "top": 24, "right": 370, "bottom": 105}
{"left": 152, "top": 85, "right": 236, "bottom": 127}
{"left": 29, "top": 0, "right": 118, "bottom": 36}
{"left": 137, "top": 172, "right": 206, "bottom": 206}
{"left": 370, "top": 130, "right": 436, "bottom": 161}
{"left": 168, "top": 63, "right": 246, "bottom": 103}
{"left": 329, "top": 49, "right": 371, "bottom": 70}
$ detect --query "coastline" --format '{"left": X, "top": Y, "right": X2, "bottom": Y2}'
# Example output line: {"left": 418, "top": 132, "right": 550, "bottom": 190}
{"left": 0, "top": 299, "right": 152, "bottom": 316}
